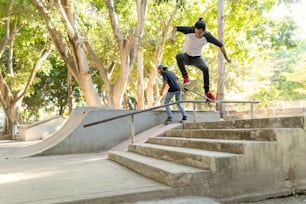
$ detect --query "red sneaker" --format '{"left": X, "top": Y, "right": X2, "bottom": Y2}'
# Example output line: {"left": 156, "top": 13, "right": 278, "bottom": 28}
{"left": 205, "top": 91, "right": 216, "bottom": 100}
{"left": 183, "top": 75, "right": 191, "bottom": 85}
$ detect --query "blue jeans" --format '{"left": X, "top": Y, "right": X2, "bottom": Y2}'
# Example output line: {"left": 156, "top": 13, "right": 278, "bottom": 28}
{"left": 164, "top": 91, "right": 186, "bottom": 118}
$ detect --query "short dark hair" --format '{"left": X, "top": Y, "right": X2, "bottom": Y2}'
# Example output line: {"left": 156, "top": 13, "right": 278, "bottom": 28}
{"left": 194, "top": 17, "right": 206, "bottom": 30}
{"left": 157, "top": 64, "right": 168, "bottom": 70}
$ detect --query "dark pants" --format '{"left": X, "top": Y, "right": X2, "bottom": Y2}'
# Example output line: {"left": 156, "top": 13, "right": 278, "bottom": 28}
{"left": 176, "top": 53, "right": 210, "bottom": 93}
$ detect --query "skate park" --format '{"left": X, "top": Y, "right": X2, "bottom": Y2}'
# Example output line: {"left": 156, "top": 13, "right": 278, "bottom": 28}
{"left": 0, "top": 103, "right": 306, "bottom": 204}
{"left": 1, "top": 1, "right": 306, "bottom": 203}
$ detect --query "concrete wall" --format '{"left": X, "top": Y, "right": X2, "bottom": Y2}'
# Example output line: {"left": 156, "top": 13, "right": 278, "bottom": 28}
{"left": 275, "top": 128, "right": 306, "bottom": 192}
{"left": 0, "top": 107, "right": 4, "bottom": 129}
{"left": 41, "top": 107, "right": 220, "bottom": 155}
{"left": 209, "top": 125, "right": 306, "bottom": 200}
{"left": 226, "top": 107, "right": 306, "bottom": 120}
{"left": 18, "top": 116, "right": 66, "bottom": 141}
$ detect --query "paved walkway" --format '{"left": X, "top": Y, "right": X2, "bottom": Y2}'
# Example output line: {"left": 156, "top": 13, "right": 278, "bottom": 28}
{"left": 0, "top": 153, "right": 172, "bottom": 204}
{"left": 0, "top": 124, "right": 190, "bottom": 204}
{"left": 1, "top": 152, "right": 305, "bottom": 204}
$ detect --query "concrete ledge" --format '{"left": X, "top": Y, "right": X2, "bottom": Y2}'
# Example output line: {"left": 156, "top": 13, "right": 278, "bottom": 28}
{"left": 18, "top": 116, "right": 66, "bottom": 141}
{"left": 108, "top": 151, "right": 211, "bottom": 187}
{"left": 225, "top": 107, "right": 306, "bottom": 120}
{"left": 165, "top": 128, "right": 278, "bottom": 141}
{"left": 184, "top": 116, "right": 305, "bottom": 129}
{"left": 147, "top": 137, "right": 265, "bottom": 154}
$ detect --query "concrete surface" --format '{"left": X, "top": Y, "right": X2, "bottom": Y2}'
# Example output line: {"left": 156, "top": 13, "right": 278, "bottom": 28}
{"left": 1, "top": 152, "right": 305, "bottom": 204}
{"left": 108, "top": 116, "right": 306, "bottom": 201}
{"left": 2, "top": 114, "right": 306, "bottom": 204}
{"left": 0, "top": 124, "right": 184, "bottom": 204}
{"left": 0, "top": 112, "right": 86, "bottom": 159}
{"left": 132, "top": 196, "right": 222, "bottom": 203}
{"left": 1, "top": 107, "right": 219, "bottom": 158}
{"left": 18, "top": 116, "right": 66, "bottom": 141}
{"left": 241, "top": 195, "right": 306, "bottom": 204}
{"left": 1, "top": 119, "right": 306, "bottom": 204}
{"left": 134, "top": 195, "right": 306, "bottom": 204}
{"left": 0, "top": 153, "right": 171, "bottom": 204}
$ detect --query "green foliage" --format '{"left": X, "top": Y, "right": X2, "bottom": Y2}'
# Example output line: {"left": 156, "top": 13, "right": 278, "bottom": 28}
{"left": 2, "top": 0, "right": 304, "bottom": 116}
{"left": 22, "top": 55, "right": 82, "bottom": 118}
{"left": 278, "top": 0, "right": 302, "bottom": 4}
{"left": 0, "top": 0, "right": 50, "bottom": 94}
{"left": 153, "top": 0, "right": 186, "bottom": 9}
{"left": 252, "top": 85, "right": 280, "bottom": 107}
{"left": 268, "top": 18, "right": 298, "bottom": 50}
{"left": 270, "top": 40, "right": 306, "bottom": 99}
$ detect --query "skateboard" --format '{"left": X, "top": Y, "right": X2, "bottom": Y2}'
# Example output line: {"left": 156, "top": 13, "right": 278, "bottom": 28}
{"left": 183, "top": 87, "right": 220, "bottom": 103}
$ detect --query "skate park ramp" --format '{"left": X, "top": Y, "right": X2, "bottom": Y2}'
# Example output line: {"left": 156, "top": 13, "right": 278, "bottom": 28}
{"left": 0, "top": 110, "right": 86, "bottom": 159}
{"left": 1, "top": 107, "right": 213, "bottom": 159}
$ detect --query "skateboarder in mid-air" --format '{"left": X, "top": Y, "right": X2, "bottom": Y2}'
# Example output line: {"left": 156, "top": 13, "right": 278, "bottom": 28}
{"left": 170, "top": 17, "right": 231, "bottom": 100}
{"left": 158, "top": 64, "right": 187, "bottom": 123}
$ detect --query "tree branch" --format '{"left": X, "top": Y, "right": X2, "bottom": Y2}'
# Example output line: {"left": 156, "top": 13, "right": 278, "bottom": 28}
{"left": 0, "top": 92, "right": 10, "bottom": 120}
{"left": 0, "top": 0, "right": 14, "bottom": 58}
{"left": 16, "top": 47, "right": 51, "bottom": 101}
{"left": 105, "top": 0, "right": 124, "bottom": 46}
{"left": 84, "top": 41, "right": 110, "bottom": 86}
{"left": 31, "top": 0, "right": 78, "bottom": 81}
{"left": 129, "top": 0, "right": 147, "bottom": 66}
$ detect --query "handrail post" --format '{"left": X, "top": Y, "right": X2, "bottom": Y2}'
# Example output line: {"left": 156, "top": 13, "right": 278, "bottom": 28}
{"left": 251, "top": 103, "right": 254, "bottom": 119}
{"left": 193, "top": 102, "right": 197, "bottom": 123}
{"left": 130, "top": 114, "right": 135, "bottom": 144}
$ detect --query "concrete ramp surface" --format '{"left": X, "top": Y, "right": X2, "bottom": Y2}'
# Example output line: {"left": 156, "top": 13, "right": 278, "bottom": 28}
{"left": 0, "top": 107, "right": 188, "bottom": 159}
{"left": 0, "top": 111, "right": 86, "bottom": 159}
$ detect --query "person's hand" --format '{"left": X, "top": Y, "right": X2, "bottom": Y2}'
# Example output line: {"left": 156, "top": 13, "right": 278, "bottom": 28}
{"left": 170, "top": 37, "right": 175, "bottom": 44}
{"left": 159, "top": 90, "right": 163, "bottom": 96}
{"left": 226, "top": 58, "right": 231, "bottom": 63}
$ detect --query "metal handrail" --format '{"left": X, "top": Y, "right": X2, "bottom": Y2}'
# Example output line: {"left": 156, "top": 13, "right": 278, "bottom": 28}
{"left": 83, "top": 99, "right": 259, "bottom": 144}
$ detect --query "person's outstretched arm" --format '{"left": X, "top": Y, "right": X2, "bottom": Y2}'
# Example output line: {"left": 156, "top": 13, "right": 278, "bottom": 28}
{"left": 160, "top": 81, "right": 168, "bottom": 96}
{"left": 220, "top": 46, "right": 231, "bottom": 63}
{"left": 170, "top": 27, "right": 177, "bottom": 43}
{"left": 205, "top": 32, "right": 231, "bottom": 63}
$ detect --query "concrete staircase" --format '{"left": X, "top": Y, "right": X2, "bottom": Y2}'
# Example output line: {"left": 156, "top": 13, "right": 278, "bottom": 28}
{"left": 108, "top": 116, "right": 306, "bottom": 200}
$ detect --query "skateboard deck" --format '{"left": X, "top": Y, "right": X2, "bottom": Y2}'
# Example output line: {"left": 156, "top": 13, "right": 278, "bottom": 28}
{"left": 183, "top": 87, "right": 221, "bottom": 103}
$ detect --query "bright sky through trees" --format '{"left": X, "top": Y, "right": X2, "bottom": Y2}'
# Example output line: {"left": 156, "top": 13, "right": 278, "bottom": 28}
{"left": 270, "top": 0, "right": 306, "bottom": 39}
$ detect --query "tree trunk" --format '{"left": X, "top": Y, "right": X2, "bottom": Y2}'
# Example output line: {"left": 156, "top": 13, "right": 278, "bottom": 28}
{"left": 104, "top": 0, "right": 147, "bottom": 108}
{"left": 0, "top": 44, "right": 51, "bottom": 138}
{"left": 135, "top": 49, "right": 144, "bottom": 110}
{"left": 217, "top": 0, "right": 225, "bottom": 118}
{"left": 67, "top": 69, "right": 73, "bottom": 115}
{"left": 146, "top": 5, "right": 178, "bottom": 107}
{"left": 4, "top": 98, "right": 21, "bottom": 139}
{"left": 31, "top": 0, "right": 102, "bottom": 107}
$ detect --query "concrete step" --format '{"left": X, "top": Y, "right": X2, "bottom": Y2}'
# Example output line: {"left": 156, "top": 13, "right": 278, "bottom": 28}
{"left": 183, "top": 116, "right": 305, "bottom": 130}
{"left": 147, "top": 137, "right": 268, "bottom": 154}
{"left": 165, "top": 128, "right": 278, "bottom": 141}
{"left": 108, "top": 151, "right": 212, "bottom": 187}
{"left": 128, "top": 143, "right": 240, "bottom": 171}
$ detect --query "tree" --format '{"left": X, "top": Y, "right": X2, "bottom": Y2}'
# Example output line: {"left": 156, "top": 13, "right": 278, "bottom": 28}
{"left": 144, "top": 1, "right": 179, "bottom": 108}
{"left": 217, "top": 0, "right": 225, "bottom": 117}
{"left": 74, "top": 0, "right": 148, "bottom": 108}
{"left": 22, "top": 55, "right": 82, "bottom": 120}
{"left": 103, "top": 0, "right": 147, "bottom": 108}
{"left": 271, "top": 40, "right": 306, "bottom": 100}
{"left": 31, "top": 0, "right": 103, "bottom": 107}
{"left": 0, "top": 0, "right": 51, "bottom": 138}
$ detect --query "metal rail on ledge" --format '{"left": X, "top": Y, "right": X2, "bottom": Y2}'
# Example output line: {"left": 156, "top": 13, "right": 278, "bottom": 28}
{"left": 83, "top": 99, "right": 259, "bottom": 144}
